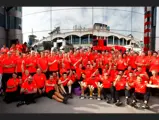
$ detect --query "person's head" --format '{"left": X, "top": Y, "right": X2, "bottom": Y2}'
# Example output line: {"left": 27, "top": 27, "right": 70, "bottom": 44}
{"left": 25, "top": 70, "right": 29, "bottom": 76}
{"left": 136, "top": 76, "right": 142, "bottom": 83}
{"left": 3, "top": 44, "right": 6, "bottom": 48}
{"left": 148, "top": 50, "right": 152, "bottom": 56}
{"left": 122, "top": 53, "right": 126, "bottom": 58}
{"left": 118, "top": 54, "right": 122, "bottom": 59}
{"left": 52, "top": 72, "right": 57, "bottom": 77}
{"left": 141, "top": 52, "right": 146, "bottom": 57}
{"left": 28, "top": 76, "right": 33, "bottom": 83}
{"left": 49, "top": 75, "right": 54, "bottom": 81}
{"left": 81, "top": 73, "right": 86, "bottom": 79}
{"left": 40, "top": 52, "right": 44, "bottom": 57}
{"left": 12, "top": 73, "right": 17, "bottom": 79}
{"left": 79, "top": 63, "right": 83, "bottom": 69}
{"left": 63, "top": 72, "right": 67, "bottom": 79}
{"left": 86, "top": 64, "right": 90, "bottom": 69}
{"left": 151, "top": 70, "right": 158, "bottom": 76}
{"left": 153, "top": 52, "right": 158, "bottom": 57}
{"left": 31, "top": 51, "right": 35, "bottom": 57}
{"left": 129, "top": 72, "right": 133, "bottom": 77}
{"left": 105, "top": 64, "right": 109, "bottom": 69}
{"left": 113, "top": 65, "right": 117, "bottom": 70}
{"left": 36, "top": 68, "right": 41, "bottom": 74}
{"left": 7, "top": 51, "right": 11, "bottom": 57}
{"left": 137, "top": 66, "right": 142, "bottom": 72}
{"left": 127, "top": 66, "right": 132, "bottom": 71}
{"left": 116, "top": 74, "right": 122, "bottom": 80}
{"left": 104, "top": 73, "right": 109, "bottom": 79}
{"left": 118, "top": 71, "right": 123, "bottom": 76}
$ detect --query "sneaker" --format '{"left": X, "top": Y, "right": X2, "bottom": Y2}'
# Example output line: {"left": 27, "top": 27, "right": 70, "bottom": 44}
{"left": 142, "top": 104, "right": 150, "bottom": 109}
{"left": 106, "top": 99, "right": 112, "bottom": 104}
{"left": 80, "top": 95, "right": 85, "bottom": 100}
{"left": 17, "top": 101, "right": 25, "bottom": 107}
{"left": 97, "top": 97, "right": 101, "bottom": 101}
{"left": 115, "top": 100, "right": 122, "bottom": 106}
{"left": 125, "top": 98, "right": 129, "bottom": 105}
{"left": 89, "top": 96, "right": 93, "bottom": 100}
{"left": 63, "top": 97, "right": 68, "bottom": 104}
{"left": 68, "top": 94, "right": 73, "bottom": 99}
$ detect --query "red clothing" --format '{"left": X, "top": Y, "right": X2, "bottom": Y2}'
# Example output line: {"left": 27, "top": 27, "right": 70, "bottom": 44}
{"left": 110, "top": 70, "right": 118, "bottom": 80}
{"left": 16, "top": 57, "right": 24, "bottom": 73}
{"left": 134, "top": 82, "right": 147, "bottom": 94}
{"left": 25, "top": 57, "right": 37, "bottom": 73}
{"left": 124, "top": 70, "right": 133, "bottom": 77}
{"left": 0, "top": 55, "right": 4, "bottom": 73}
{"left": 48, "top": 57, "right": 59, "bottom": 71}
{"left": 33, "top": 73, "right": 46, "bottom": 88}
{"left": 21, "top": 81, "right": 37, "bottom": 94}
{"left": 102, "top": 77, "right": 113, "bottom": 88}
{"left": 135, "top": 56, "right": 147, "bottom": 71}
{"left": 38, "top": 57, "right": 48, "bottom": 71}
{"left": 149, "top": 76, "right": 159, "bottom": 85}
{"left": 22, "top": 73, "right": 30, "bottom": 83}
{"left": 115, "top": 78, "right": 126, "bottom": 91}
{"left": 1, "top": 47, "right": 9, "bottom": 53}
{"left": 88, "top": 76, "right": 100, "bottom": 88}
{"left": 16, "top": 44, "right": 23, "bottom": 52}
{"left": 150, "top": 57, "right": 159, "bottom": 72}
{"left": 60, "top": 68, "right": 67, "bottom": 76}
{"left": 60, "top": 77, "right": 70, "bottom": 86}
{"left": 135, "top": 71, "right": 149, "bottom": 83}
{"left": 6, "top": 78, "right": 20, "bottom": 92}
{"left": 116, "top": 58, "right": 127, "bottom": 70}
{"left": 3, "top": 57, "right": 16, "bottom": 73}
{"left": 45, "top": 79, "right": 57, "bottom": 93}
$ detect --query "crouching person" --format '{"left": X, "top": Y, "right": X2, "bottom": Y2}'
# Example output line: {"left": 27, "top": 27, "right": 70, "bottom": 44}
{"left": 101, "top": 73, "right": 115, "bottom": 103}
{"left": 58, "top": 72, "right": 73, "bottom": 98}
{"left": 113, "top": 73, "right": 126, "bottom": 106}
{"left": 4, "top": 73, "right": 21, "bottom": 104}
{"left": 45, "top": 75, "right": 68, "bottom": 104}
{"left": 79, "top": 73, "right": 89, "bottom": 99}
{"left": 16, "top": 76, "right": 37, "bottom": 107}
{"left": 131, "top": 75, "right": 159, "bottom": 109}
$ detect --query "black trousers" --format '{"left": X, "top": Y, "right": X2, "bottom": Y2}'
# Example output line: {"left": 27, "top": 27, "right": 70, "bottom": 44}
{"left": 4, "top": 91, "right": 19, "bottom": 103}
{"left": 125, "top": 88, "right": 135, "bottom": 98}
{"left": 72, "top": 79, "right": 80, "bottom": 89}
{"left": 19, "top": 93, "right": 36, "bottom": 103}
{"left": 102, "top": 87, "right": 115, "bottom": 100}
{"left": 115, "top": 89, "right": 125, "bottom": 101}
{"left": 2, "top": 73, "right": 12, "bottom": 91}
{"left": 132, "top": 92, "right": 150, "bottom": 103}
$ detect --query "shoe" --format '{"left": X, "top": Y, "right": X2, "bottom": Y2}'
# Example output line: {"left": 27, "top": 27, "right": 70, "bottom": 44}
{"left": 106, "top": 99, "right": 112, "bottom": 104}
{"left": 63, "top": 97, "right": 68, "bottom": 104}
{"left": 112, "top": 98, "right": 117, "bottom": 103}
{"left": 17, "top": 101, "right": 25, "bottom": 107}
{"left": 125, "top": 98, "right": 129, "bottom": 105}
{"left": 68, "top": 94, "right": 73, "bottom": 99}
{"left": 31, "top": 100, "right": 36, "bottom": 104}
{"left": 142, "top": 104, "right": 150, "bottom": 109}
{"left": 130, "top": 101, "right": 136, "bottom": 107}
{"left": 97, "top": 97, "right": 101, "bottom": 101}
{"left": 89, "top": 96, "right": 93, "bottom": 100}
{"left": 80, "top": 95, "right": 85, "bottom": 100}
{"left": 115, "top": 100, "right": 122, "bottom": 106}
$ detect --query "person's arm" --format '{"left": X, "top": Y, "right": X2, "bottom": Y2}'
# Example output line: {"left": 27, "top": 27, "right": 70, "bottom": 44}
{"left": 147, "top": 84, "right": 159, "bottom": 88}
{"left": 28, "top": 88, "right": 37, "bottom": 94}
{"left": 20, "top": 88, "right": 27, "bottom": 93}
{"left": 46, "top": 83, "right": 55, "bottom": 87}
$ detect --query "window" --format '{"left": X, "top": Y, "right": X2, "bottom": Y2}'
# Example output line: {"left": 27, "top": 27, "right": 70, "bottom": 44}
{"left": 114, "top": 37, "right": 118, "bottom": 45}
{"left": 72, "top": 36, "right": 79, "bottom": 44}
{"left": 93, "top": 40, "right": 98, "bottom": 46}
{"left": 104, "top": 40, "right": 107, "bottom": 46}
{"left": 8, "top": 16, "right": 21, "bottom": 29}
{"left": 108, "top": 36, "right": 113, "bottom": 44}
{"left": 17, "top": 7, "right": 22, "bottom": 12}
{"left": 81, "top": 38, "right": 88, "bottom": 44}
{"left": 120, "top": 39, "right": 123, "bottom": 45}
{"left": 0, "top": 13, "right": 5, "bottom": 28}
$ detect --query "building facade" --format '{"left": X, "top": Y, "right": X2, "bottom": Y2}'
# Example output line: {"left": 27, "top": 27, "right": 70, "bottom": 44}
{"left": 0, "top": 7, "right": 22, "bottom": 47}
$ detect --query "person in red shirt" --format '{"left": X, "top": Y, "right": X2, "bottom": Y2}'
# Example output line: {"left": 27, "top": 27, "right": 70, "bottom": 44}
{"left": 45, "top": 74, "right": 68, "bottom": 104}
{"left": 131, "top": 75, "right": 159, "bottom": 109}
{"left": 123, "top": 66, "right": 133, "bottom": 78}
{"left": 116, "top": 54, "right": 127, "bottom": 71}
{"left": 109, "top": 65, "right": 118, "bottom": 80}
{"left": 16, "top": 41, "right": 23, "bottom": 53}
{"left": 1, "top": 44, "right": 9, "bottom": 54}
{"left": 0, "top": 52, "right": 4, "bottom": 95}
{"left": 125, "top": 72, "right": 136, "bottom": 105}
{"left": 48, "top": 52, "right": 59, "bottom": 77}
{"left": 101, "top": 73, "right": 114, "bottom": 103}
{"left": 113, "top": 72, "right": 126, "bottom": 106}
{"left": 37, "top": 52, "right": 48, "bottom": 77}
{"left": 3, "top": 73, "right": 21, "bottom": 104}
{"left": 33, "top": 68, "right": 46, "bottom": 97}
{"left": 79, "top": 73, "right": 90, "bottom": 99}
{"left": 149, "top": 52, "right": 159, "bottom": 73}
{"left": 25, "top": 51, "right": 37, "bottom": 76}
{"left": 2, "top": 52, "right": 16, "bottom": 91}
{"left": 58, "top": 72, "right": 73, "bottom": 98}
{"left": 149, "top": 70, "right": 159, "bottom": 96}
{"left": 15, "top": 53, "right": 24, "bottom": 77}
{"left": 17, "top": 76, "right": 37, "bottom": 107}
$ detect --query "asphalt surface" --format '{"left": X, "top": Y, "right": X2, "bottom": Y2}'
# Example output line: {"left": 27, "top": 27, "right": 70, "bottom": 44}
{"left": 1, "top": 95, "right": 159, "bottom": 113}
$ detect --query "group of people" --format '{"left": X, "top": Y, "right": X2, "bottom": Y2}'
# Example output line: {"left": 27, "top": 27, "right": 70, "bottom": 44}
{"left": 0, "top": 43, "right": 159, "bottom": 109}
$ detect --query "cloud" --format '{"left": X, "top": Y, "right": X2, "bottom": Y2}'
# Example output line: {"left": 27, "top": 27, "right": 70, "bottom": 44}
{"left": 22, "top": 7, "right": 144, "bottom": 43}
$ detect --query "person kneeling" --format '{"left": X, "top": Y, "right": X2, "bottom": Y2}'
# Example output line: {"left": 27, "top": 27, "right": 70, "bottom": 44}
{"left": 17, "top": 76, "right": 37, "bottom": 107}
{"left": 58, "top": 72, "right": 73, "bottom": 98}
{"left": 131, "top": 76, "right": 159, "bottom": 109}
{"left": 46, "top": 75, "right": 68, "bottom": 104}
{"left": 4, "top": 73, "right": 21, "bottom": 104}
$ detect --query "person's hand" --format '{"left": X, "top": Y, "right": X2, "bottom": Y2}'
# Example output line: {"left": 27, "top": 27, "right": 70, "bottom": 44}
{"left": 42, "top": 88, "right": 45, "bottom": 93}
{"left": 38, "top": 89, "right": 42, "bottom": 95}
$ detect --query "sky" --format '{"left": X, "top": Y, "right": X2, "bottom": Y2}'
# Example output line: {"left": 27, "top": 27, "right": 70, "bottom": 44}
{"left": 22, "top": 7, "right": 145, "bottom": 42}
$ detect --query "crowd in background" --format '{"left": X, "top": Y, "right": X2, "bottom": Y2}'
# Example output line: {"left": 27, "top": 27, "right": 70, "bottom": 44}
{"left": 0, "top": 41, "right": 159, "bottom": 109}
